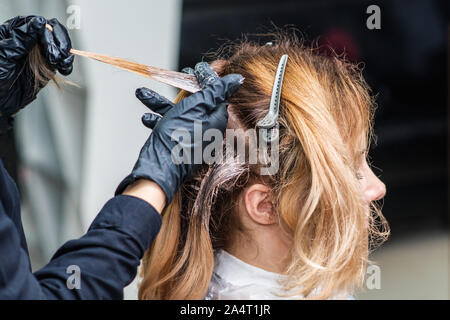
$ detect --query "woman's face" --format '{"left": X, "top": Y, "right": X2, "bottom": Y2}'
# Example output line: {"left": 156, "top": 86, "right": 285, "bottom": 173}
{"left": 357, "top": 155, "right": 386, "bottom": 204}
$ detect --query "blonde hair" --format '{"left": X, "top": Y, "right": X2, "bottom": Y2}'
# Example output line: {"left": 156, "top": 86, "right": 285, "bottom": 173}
{"left": 139, "top": 32, "right": 389, "bottom": 300}
{"left": 28, "top": 45, "right": 63, "bottom": 91}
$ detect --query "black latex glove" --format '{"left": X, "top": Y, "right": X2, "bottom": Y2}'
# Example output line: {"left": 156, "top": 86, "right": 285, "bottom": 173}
{"left": 115, "top": 62, "right": 243, "bottom": 204}
{"left": 0, "top": 15, "right": 74, "bottom": 131}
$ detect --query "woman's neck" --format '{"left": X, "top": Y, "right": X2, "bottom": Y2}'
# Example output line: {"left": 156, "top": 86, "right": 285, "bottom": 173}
{"left": 225, "top": 224, "right": 292, "bottom": 274}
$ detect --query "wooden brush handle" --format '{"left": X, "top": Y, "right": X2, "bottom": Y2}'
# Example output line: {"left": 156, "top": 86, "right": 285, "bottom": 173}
{"left": 45, "top": 24, "right": 201, "bottom": 93}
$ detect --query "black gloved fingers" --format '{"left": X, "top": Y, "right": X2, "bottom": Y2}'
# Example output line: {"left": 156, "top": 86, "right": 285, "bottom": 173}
{"left": 40, "top": 28, "right": 61, "bottom": 69}
{"left": 181, "top": 67, "right": 195, "bottom": 75}
{"left": 19, "top": 16, "right": 47, "bottom": 53}
{"left": 194, "top": 62, "right": 219, "bottom": 89}
{"left": 141, "top": 112, "right": 162, "bottom": 129}
{"left": 136, "top": 87, "right": 175, "bottom": 115}
{"left": 0, "top": 16, "right": 46, "bottom": 62}
{"left": 180, "top": 73, "right": 243, "bottom": 114}
{"left": 40, "top": 18, "right": 74, "bottom": 74}
{"left": 57, "top": 54, "right": 74, "bottom": 75}
{"left": 207, "top": 101, "right": 229, "bottom": 134}
{"left": 46, "top": 19, "right": 72, "bottom": 54}
{"left": 40, "top": 28, "right": 59, "bottom": 67}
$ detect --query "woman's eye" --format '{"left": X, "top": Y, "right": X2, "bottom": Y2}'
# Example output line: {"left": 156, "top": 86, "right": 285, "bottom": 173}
{"left": 356, "top": 172, "right": 364, "bottom": 180}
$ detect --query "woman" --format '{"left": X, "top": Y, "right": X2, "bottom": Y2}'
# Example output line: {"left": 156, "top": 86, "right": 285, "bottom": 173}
{"left": 138, "top": 32, "right": 390, "bottom": 300}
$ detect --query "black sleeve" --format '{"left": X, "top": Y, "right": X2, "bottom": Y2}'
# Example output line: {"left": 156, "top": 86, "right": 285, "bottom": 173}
{"left": 0, "top": 194, "right": 162, "bottom": 299}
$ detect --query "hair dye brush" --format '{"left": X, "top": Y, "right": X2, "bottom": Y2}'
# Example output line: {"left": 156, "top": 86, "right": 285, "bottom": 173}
{"left": 28, "top": 24, "right": 202, "bottom": 93}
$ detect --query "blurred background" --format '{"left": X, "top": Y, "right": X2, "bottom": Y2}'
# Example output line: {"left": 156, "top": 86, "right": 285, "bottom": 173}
{"left": 0, "top": 0, "right": 448, "bottom": 299}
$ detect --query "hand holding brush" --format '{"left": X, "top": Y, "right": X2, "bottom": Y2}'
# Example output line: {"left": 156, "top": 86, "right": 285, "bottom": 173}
{"left": 0, "top": 15, "right": 74, "bottom": 131}
{"left": 0, "top": 15, "right": 206, "bottom": 132}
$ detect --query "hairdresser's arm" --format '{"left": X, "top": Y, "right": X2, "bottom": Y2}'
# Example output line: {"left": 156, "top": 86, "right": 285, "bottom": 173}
{"left": 30, "top": 195, "right": 162, "bottom": 299}
{"left": 0, "top": 154, "right": 163, "bottom": 299}
{"left": 0, "top": 15, "right": 73, "bottom": 132}
{"left": 122, "top": 180, "right": 166, "bottom": 213}
{"left": 1, "top": 198, "right": 162, "bottom": 300}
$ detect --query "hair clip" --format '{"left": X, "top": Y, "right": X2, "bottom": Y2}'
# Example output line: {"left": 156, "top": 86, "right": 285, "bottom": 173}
{"left": 256, "top": 54, "right": 288, "bottom": 143}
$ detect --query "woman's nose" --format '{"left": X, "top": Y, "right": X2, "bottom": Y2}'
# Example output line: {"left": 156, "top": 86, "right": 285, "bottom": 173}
{"left": 365, "top": 175, "right": 386, "bottom": 203}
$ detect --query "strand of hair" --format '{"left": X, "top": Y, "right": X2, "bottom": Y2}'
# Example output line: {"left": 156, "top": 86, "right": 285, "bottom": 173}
{"left": 45, "top": 24, "right": 201, "bottom": 93}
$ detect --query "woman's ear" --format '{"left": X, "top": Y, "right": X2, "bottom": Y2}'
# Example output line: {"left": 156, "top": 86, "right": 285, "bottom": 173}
{"left": 243, "top": 184, "right": 276, "bottom": 225}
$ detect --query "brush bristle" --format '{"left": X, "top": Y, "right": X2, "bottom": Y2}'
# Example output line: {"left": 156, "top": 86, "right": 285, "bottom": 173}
{"left": 70, "top": 49, "right": 201, "bottom": 93}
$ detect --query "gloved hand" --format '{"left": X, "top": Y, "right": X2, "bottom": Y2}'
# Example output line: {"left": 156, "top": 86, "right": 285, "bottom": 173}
{"left": 0, "top": 15, "right": 74, "bottom": 130}
{"left": 116, "top": 62, "right": 243, "bottom": 204}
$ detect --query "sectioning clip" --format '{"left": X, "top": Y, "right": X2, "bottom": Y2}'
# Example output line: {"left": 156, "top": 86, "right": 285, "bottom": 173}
{"left": 256, "top": 54, "right": 288, "bottom": 143}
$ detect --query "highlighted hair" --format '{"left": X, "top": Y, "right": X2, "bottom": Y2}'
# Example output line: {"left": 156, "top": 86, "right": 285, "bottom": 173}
{"left": 139, "top": 32, "right": 389, "bottom": 299}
